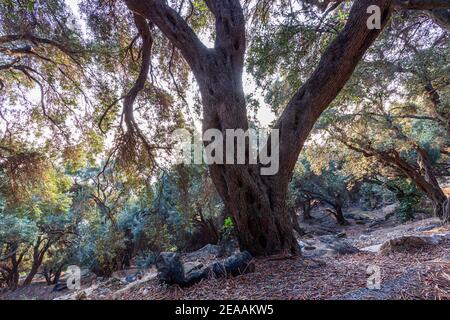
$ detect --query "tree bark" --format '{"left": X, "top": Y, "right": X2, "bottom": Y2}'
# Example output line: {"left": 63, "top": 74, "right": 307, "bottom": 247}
{"left": 119, "top": 0, "right": 450, "bottom": 254}
{"left": 291, "top": 209, "right": 306, "bottom": 236}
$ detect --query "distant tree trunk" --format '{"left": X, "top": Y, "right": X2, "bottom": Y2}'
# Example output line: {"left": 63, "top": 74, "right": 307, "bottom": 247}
{"left": 52, "top": 267, "right": 63, "bottom": 285}
{"left": 443, "top": 197, "right": 450, "bottom": 223}
{"left": 43, "top": 267, "right": 52, "bottom": 285}
{"left": 333, "top": 201, "right": 349, "bottom": 226}
{"left": 326, "top": 198, "right": 349, "bottom": 226}
{"left": 121, "top": 228, "right": 134, "bottom": 269}
{"left": 23, "top": 264, "right": 40, "bottom": 286}
{"left": 290, "top": 209, "right": 305, "bottom": 237}
{"left": 301, "top": 198, "right": 318, "bottom": 220}
{"left": 43, "top": 264, "right": 63, "bottom": 285}
{"left": 416, "top": 148, "right": 448, "bottom": 218}
{"left": 5, "top": 245, "right": 24, "bottom": 291}
{"left": 22, "top": 237, "right": 52, "bottom": 286}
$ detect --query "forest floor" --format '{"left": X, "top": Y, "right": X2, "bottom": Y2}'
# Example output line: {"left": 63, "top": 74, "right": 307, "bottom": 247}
{"left": 2, "top": 203, "right": 449, "bottom": 300}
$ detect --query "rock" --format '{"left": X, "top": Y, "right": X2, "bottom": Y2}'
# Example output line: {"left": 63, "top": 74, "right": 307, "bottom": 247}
{"left": 380, "top": 236, "right": 429, "bottom": 255}
{"left": 302, "top": 248, "right": 330, "bottom": 258}
{"left": 414, "top": 224, "right": 440, "bottom": 232}
{"left": 112, "top": 268, "right": 140, "bottom": 282}
{"left": 425, "top": 233, "right": 450, "bottom": 245}
{"left": 52, "top": 282, "right": 68, "bottom": 292}
{"left": 297, "top": 240, "right": 308, "bottom": 248}
{"left": 156, "top": 252, "right": 185, "bottom": 285}
{"left": 318, "top": 235, "right": 338, "bottom": 244}
{"left": 98, "top": 287, "right": 110, "bottom": 295}
{"left": 359, "top": 235, "right": 370, "bottom": 241}
{"left": 364, "top": 233, "right": 450, "bottom": 255}
{"left": 156, "top": 251, "right": 255, "bottom": 287}
{"left": 185, "top": 244, "right": 221, "bottom": 261}
{"left": 361, "top": 244, "right": 383, "bottom": 253}
{"left": 76, "top": 291, "right": 87, "bottom": 300}
{"left": 331, "top": 268, "right": 419, "bottom": 300}
{"left": 318, "top": 234, "right": 359, "bottom": 255}
{"left": 326, "top": 241, "right": 360, "bottom": 255}
{"left": 298, "top": 240, "right": 315, "bottom": 248}
{"left": 183, "top": 262, "right": 203, "bottom": 274}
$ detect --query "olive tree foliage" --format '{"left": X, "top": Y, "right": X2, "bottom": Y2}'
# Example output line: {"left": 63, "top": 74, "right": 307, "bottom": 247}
{"left": 129, "top": 164, "right": 223, "bottom": 255}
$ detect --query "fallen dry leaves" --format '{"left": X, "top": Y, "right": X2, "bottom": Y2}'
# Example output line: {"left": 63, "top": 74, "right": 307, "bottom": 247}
{"left": 106, "top": 242, "right": 450, "bottom": 300}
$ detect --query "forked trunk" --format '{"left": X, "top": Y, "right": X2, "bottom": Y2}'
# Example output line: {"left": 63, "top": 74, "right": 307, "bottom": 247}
{"left": 209, "top": 164, "right": 299, "bottom": 256}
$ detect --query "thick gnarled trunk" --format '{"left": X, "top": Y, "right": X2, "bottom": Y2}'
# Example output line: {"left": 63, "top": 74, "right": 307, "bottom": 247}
{"left": 209, "top": 164, "right": 299, "bottom": 256}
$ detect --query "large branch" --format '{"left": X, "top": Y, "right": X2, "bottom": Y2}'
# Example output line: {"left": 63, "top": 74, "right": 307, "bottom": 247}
{"left": 0, "top": 34, "right": 81, "bottom": 57}
{"left": 205, "top": 0, "right": 246, "bottom": 74}
{"left": 124, "top": 0, "right": 209, "bottom": 74}
{"left": 123, "top": 14, "right": 156, "bottom": 157}
{"left": 275, "top": 0, "right": 393, "bottom": 179}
